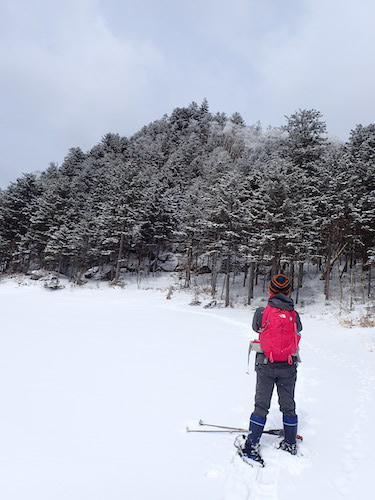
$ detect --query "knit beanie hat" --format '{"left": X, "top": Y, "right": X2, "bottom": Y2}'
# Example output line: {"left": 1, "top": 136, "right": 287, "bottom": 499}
{"left": 269, "top": 274, "right": 291, "bottom": 295}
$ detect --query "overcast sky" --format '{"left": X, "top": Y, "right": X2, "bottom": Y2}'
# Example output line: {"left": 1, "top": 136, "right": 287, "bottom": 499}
{"left": 0, "top": 0, "right": 374, "bottom": 187}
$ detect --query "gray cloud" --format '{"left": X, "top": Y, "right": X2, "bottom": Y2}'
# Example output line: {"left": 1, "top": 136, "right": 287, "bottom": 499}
{"left": 256, "top": 0, "right": 375, "bottom": 133}
{"left": 0, "top": 0, "right": 165, "bottom": 186}
{"left": 0, "top": 0, "right": 374, "bottom": 187}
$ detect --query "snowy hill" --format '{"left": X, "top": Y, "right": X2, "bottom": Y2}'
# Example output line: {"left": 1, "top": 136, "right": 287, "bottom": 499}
{"left": 0, "top": 276, "right": 374, "bottom": 500}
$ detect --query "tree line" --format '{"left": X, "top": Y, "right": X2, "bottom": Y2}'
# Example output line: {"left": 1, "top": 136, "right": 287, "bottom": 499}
{"left": 0, "top": 101, "right": 374, "bottom": 304}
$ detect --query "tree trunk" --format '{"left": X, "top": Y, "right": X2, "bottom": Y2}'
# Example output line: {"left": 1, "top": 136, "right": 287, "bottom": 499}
{"left": 271, "top": 255, "right": 280, "bottom": 276}
{"left": 349, "top": 259, "right": 355, "bottom": 311}
{"left": 297, "top": 262, "right": 304, "bottom": 288}
{"left": 290, "top": 261, "right": 295, "bottom": 291}
{"left": 243, "top": 264, "right": 248, "bottom": 287}
{"left": 232, "top": 256, "right": 236, "bottom": 285}
{"left": 295, "top": 262, "right": 304, "bottom": 304}
{"left": 368, "top": 264, "right": 372, "bottom": 299}
{"left": 324, "top": 249, "right": 332, "bottom": 301}
{"left": 114, "top": 228, "right": 125, "bottom": 283}
{"left": 361, "top": 265, "right": 366, "bottom": 304}
{"left": 325, "top": 242, "right": 349, "bottom": 300}
{"left": 263, "top": 271, "right": 267, "bottom": 293}
{"left": 211, "top": 251, "right": 218, "bottom": 298}
{"left": 247, "top": 261, "right": 255, "bottom": 305}
{"left": 339, "top": 263, "right": 344, "bottom": 313}
{"left": 225, "top": 255, "right": 231, "bottom": 307}
{"left": 185, "top": 244, "right": 193, "bottom": 288}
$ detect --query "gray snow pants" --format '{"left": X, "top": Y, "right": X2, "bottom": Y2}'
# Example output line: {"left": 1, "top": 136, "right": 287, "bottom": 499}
{"left": 253, "top": 353, "right": 298, "bottom": 418}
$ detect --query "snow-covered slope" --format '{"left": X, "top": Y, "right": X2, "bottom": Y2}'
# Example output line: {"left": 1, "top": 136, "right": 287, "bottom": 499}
{"left": 0, "top": 278, "right": 374, "bottom": 499}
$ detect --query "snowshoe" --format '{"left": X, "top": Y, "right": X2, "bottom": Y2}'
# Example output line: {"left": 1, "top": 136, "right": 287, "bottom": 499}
{"left": 278, "top": 439, "right": 297, "bottom": 455}
{"left": 234, "top": 435, "right": 265, "bottom": 467}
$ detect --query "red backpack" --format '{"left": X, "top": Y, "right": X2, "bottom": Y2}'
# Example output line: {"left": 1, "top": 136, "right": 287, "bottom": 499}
{"left": 259, "top": 305, "right": 299, "bottom": 364}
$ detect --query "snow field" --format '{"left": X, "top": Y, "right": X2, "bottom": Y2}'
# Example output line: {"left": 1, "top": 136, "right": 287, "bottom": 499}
{"left": 0, "top": 279, "right": 374, "bottom": 500}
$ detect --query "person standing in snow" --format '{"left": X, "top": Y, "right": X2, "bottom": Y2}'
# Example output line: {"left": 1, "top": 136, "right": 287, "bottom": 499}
{"left": 240, "top": 274, "right": 302, "bottom": 466}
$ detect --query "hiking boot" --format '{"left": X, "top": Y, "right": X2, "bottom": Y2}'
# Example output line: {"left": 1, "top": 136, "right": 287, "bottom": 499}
{"left": 243, "top": 443, "right": 265, "bottom": 466}
{"left": 278, "top": 439, "right": 297, "bottom": 455}
{"left": 234, "top": 435, "right": 265, "bottom": 467}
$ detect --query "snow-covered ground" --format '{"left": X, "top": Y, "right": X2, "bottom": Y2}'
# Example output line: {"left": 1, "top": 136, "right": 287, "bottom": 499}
{"left": 0, "top": 276, "right": 374, "bottom": 500}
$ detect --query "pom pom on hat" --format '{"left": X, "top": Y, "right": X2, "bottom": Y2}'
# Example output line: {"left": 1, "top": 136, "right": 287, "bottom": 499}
{"left": 269, "top": 274, "right": 291, "bottom": 295}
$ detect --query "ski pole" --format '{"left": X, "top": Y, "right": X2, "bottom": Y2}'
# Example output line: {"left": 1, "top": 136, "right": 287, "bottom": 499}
{"left": 187, "top": 427, "right": 303, "bottom": 440}
{"left": 186, "top": 427, "right": 247, "bottom": 434}
{"left": 199, "top": 420, "right": 247, "bottom": 432}
{"left": 196, "top": 420, "right": 303, "bottom": 441}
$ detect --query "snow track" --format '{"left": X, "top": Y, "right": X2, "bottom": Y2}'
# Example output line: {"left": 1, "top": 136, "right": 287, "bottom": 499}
{"left": 301, "top": 321, "right": 375, "bottom": 498}
{"left": 165, "top": 301, "right": 375, "bottom": 500}
{"left": 0, "top": 281, "right": 374, "bottom": 500}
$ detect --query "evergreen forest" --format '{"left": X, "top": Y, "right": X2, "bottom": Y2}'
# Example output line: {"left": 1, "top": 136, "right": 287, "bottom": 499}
{"left": 0, "top": 101, "right": 374, "bottom": 305}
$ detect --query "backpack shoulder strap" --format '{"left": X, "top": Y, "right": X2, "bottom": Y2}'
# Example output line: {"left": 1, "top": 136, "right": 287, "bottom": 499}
{"left": 260, "top": 304, "right": 275, "bottom": 331}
